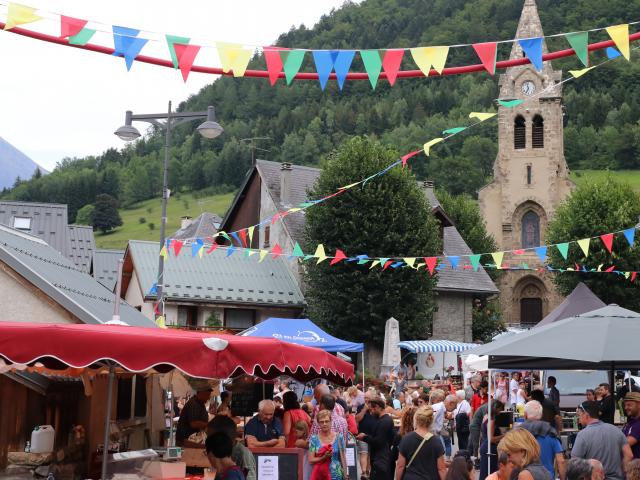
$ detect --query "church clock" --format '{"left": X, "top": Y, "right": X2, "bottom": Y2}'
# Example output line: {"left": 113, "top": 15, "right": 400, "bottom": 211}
{"left": 521, "top": 80, "right": 536, "bottom": 96}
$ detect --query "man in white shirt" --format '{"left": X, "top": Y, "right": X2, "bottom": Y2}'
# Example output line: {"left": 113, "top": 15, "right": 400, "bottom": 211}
{"left": 509, "top": 372, "right": 521, "bottom": 408}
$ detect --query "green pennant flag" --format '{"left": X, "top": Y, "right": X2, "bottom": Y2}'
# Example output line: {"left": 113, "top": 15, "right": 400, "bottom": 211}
{"left": 565, "top": 31, "right": 589, "bottom": 67}
{"left": 360, "top": 50, "right": 383, "bottom": 89}
{"left": 443, "top": 127, "right": 466, "bottom": 135}
{"left": 497, "top": 99, "right": 524, "bottom": 108}
{"left": 556, "top": 242, "right": 570, "bottom": 260}
{"left": 281, "top": 50, "right": 306, "bottom": 85}
{"left": 68, "top": 28, "right": 96, "bottom": 46}
{"left": 166, "top": 34, "right": 191, "bottom": 69}
{"left": 291, "top": 242, "right": 305, "bottom": 258}
{"left": 469, "top": 254, "right": 481, "bottom": 272}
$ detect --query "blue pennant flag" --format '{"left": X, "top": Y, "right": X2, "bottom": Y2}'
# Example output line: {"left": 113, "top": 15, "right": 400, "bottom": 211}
{"left": 312, "top": 50, "right": 338, "bottom": 90}
{"left": 391, "top": 261, "right": 404, "bottom": 268}
{"left": 435, "top": 263, "right": 446, "bottom": 271}
{"left": 535, "top": 246, "right": 548, "bottom": 263}
{"left": 191, "top": 238, "right": 204, "bottom": 257}
{"left": 230, "top": 231, "right": 242, "bottom": 246}
{"left": 112, "top": 26, "right": 148, "bottom": 71}
{"left": 333, "top": 50, "right": 355, "bottom": 90}
{"left": 226, "top": 245, "right": 236, "bottom": 257}
{"left": 149, "top": 283, "right": 158, "bottom": 295}
{"left": 606, "top": 47, "right": 622, "bottom": 59}
{"left": 356, "top": 255, "right": 370, "bottom": 265}
{"left": 623, "top": 228, "right": 636, "bottom": 247}
{"left": 518, "top": 37, "right": 544, "bottom": 71}
{"left": 447, "top": 256, "right": 460, "bottom": 269}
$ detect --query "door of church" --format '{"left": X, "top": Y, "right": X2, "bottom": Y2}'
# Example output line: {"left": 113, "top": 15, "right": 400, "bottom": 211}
{"left": 520, "top": 298, "right": 542, "bottom": 327}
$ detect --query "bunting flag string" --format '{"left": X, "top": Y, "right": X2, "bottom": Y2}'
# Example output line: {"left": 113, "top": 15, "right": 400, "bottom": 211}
{"left": 0, "top": 1, "right": 637, "bottom": 85}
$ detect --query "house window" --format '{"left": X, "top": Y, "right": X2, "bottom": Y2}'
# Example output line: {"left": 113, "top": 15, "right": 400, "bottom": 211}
{"left": 263, "top": 225, "right": 270, "bottom": 248}
{"left": 13, "top": 217, "right": 32, "bottom": 231}
{"left": 521, "top": 211, "right": 540, "bottom": 248}
{"left": 526, "top": 165, "right": 532, "bottom": 185}
{"left": 177, "top": 306, "right": 198, "bottom": 328}
{"left": 514, "top": 115, "right": 526, "bottom": 149}
{"left": 224, "top": 309, "right": 255, "bottom": 330}
{"left": 532, "top": 115, "right": 544, "bottom": 148}
{"left": 116, "top": 375, "right": 147, "bottom": 420}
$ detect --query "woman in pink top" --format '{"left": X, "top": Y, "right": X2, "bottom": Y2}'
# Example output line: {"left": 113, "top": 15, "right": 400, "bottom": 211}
{"left": 282, "top": 390, "right": 312, "bottom": 448}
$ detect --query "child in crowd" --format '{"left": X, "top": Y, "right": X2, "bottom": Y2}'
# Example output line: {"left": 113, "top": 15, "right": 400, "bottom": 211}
{"left": 205, "top": 432, "right": 245, "bottom": 480}
{"left": 295, "top": 420, "right": 312, "bottom": 480}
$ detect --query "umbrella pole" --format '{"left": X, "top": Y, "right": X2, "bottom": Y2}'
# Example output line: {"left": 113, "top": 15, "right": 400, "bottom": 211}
{"left": 362, "top": 351, "right": 365, "bottom": 391}
{"left": 101, "top": 364, "right": 116, "bottom": 480}
{"left": 487, "top": 368, "right": 493, "bottom": 475}
{"left": 167, "top": 383, "right": 175, "bottom": 447}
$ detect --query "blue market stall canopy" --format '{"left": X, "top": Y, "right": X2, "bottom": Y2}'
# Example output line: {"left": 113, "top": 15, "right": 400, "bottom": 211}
{"left": 398, "top": 340, "right": 479, "bottom": 353}
{"left": 241, "top": 318, "right": 364, "bottom": 353}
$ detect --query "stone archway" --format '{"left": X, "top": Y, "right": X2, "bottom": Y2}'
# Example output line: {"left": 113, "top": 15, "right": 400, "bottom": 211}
{"left": 512, "top": 200, "right": 548, "bottom": 250}
{"left": 513, "top": 275, "right": 548, "bottom": 327}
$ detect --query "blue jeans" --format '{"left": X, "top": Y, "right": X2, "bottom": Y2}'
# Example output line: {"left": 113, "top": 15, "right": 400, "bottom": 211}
{"left": 442, "top": 435, "right": 452, "bottom": 457}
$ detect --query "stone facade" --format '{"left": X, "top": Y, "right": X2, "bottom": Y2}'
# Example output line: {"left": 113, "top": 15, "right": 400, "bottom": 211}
{"left": 478, "top": 0, "right": 574, "bottom": 326}
{"left": 432, "top": 292, "right": 474, "bottom": 342}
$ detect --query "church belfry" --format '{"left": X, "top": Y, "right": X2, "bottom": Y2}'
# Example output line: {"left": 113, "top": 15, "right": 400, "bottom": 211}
{"left": 478, "top": 0, "right": 574, "bottom": 326}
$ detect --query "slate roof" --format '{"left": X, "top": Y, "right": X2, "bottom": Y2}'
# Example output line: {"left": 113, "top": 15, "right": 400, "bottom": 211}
{"left": 126, "top": 240, "right": 305, "bottom": 308}
{"left": 66, "top": 225, "right": 95, "bottom": 273}
{"left": 0, "top": 200, "right": 68, "bottom": 253}
{"left": 92, "top": 249, "right": 124, "bottom": 291}
{"left": 0, "top": 224, "right": 155, "bottom": 327}
{"left": 172, "top": 212, "right": 222, "bottom": 240}
{"left": 537, "top": 282, "right": 605, "bottom": 326}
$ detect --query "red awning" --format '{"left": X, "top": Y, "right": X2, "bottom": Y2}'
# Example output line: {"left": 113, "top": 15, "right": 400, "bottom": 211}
{"left": 0, "top": 323, "right": 354, "bottom": 385}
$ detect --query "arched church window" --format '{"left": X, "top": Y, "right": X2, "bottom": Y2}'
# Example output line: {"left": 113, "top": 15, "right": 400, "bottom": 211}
{"left": 532, "top": 114, "right": 544, "bottom": 148}
{"left": 521, "top": 211, "right": 540, "bottom": 248}
{"left": 514, "top": 115, "right": 526, "bottom": 149}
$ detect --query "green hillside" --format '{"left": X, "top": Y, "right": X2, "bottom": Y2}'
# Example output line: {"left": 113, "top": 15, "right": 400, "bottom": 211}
{"left": 94, "top": 192, "right": 234, "bottom": 249}
{"left": 571, "top": 170, "right": 640, "bottom": 191}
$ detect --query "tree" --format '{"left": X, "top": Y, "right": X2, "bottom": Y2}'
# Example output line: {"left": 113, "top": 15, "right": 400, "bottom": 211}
{"left": 304, "top": 137, "right": 441, "bottom": 348}
{"left": 92, "top": 194, "right": 123, "bottom": 234}
{"left": 546, "top": 177, "right": 640, "bottom": 311}
{"left": 472, "top": 299, "right": 505, "bottom": 343}
{"left": 75, "top": 204, "right": 95, "bottom": 226}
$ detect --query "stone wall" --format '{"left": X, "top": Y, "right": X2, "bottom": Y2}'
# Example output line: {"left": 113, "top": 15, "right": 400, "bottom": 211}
{"left": 432, "top": 292, "right": 473, "bottom": 342}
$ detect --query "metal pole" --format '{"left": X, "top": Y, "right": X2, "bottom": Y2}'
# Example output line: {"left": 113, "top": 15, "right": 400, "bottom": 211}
{"left": 112, "top": 259, "right": 124, "bottom": 322}
{"left": 155, "top": 101, "right": 172, "bottom": 322}
{"left": 167, "top": 384, "right": 175, "bottom": 447}
{"left": 362, "top": 350, "right": 365, "bottom": 391}
{"left": 101, "top": 365, "right": 116, "bottom": 480}
{"left": 487, "top": 369, "right": 493, "bottom": 475}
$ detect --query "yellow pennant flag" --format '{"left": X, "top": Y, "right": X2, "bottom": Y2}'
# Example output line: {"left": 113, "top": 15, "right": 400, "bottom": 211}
{"left": 247, "top": 250, "right": 257, "bottom": 257}
{"left": 248, "top": 226, "right": 255, "bottom": 245}
{"left": 491, "top": 251, "right": 504, "bottom": 269}
{"left": 410, "top": 46, "right": 449, "bottom": 75}
{"left": 258, "top": 250, "right": 268, "bottom": 262}
{"left": 423, "top": 137, "right": 444, "bottom": 156}
{"left": 314, "top": 244, "right": 328, "bottom": 264}
{"left": 369, "top": 260, "right": 381, "bottom": 269}
{"left": 341, "top": 181, "right": 360, "bottom": 190}
{"left": 606, "top": 24, "right": 630, "bottom": 60}
{"left": 217, "top": 42, "right": 253, "bottom": 76}
{"left": 198, "top": 247, "right": 204, "bottom": 258}
{"left": 569, "top": 66, "right": 595, "bottom": 78}
{"left": 159, "top": 245, "right": 168, "bottom": 258}
{"left": 403, "top": 258, "right": 416, "bottom": 269}
{"left": 469, "top": 112, "right": 497, "bottom": 122}
{"left": 155, "top": 316, "right": 167, "bottom": 329}
{"left": 577, "top": 238, "right": 590, "bottom": 257}
{"left": 4, "top": 2, "right": 42, "bottom": 30}
{"left": 624, "top": 272, "right": 631, "bottom": 279}
{"left": 287, "top": 207, "right": 302, "bottom": 213}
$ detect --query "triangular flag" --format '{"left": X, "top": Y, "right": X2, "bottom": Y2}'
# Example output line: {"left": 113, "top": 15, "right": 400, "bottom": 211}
{"left": 206, "top": 243, "right": 219, "bottom": 254}
{"left": 401, "top": 150, "right": 421, "bottom": 168}
{"left": 403, "top": 258, "right": 416, "bottom": 268}
{"left": 606, "top": 47, "right": 622, "bottom": 59}
{"left": 246, "top": 250, "right": 257, "bottom": 257}
{"left": 263, "top": 46, "right": 285, "bottom": 85}
{"left": 632, "top": 272, "right": 637, "bottom": 282}
{"left": 281, "top": 50, "right": 305, "bottom": 85}
{"left": 606, "top": 24, "right": 630, "bottom": 60}
{"left": 291, "top": 242, "right": 305, "bottom": 258}
{"left": 600, "top": 233, "right": 614, "bottom": 253}
{"left": 472, "top": 42, "right": 498, "bottom": 74}
{"left": 156, "top": 316, "right": 167, "bottom": 329}
{"left": 361, "top": 50, "right": 383, "bottom": 89}
{"left": 382, "top": 260, "right": 394, "bottom": 271}
{"left": 330, "top": 249, "right": 347, "bottom": 266}
{"left": 424, "top": 257, "right": 437, "bottom": 275}
{"left": 259, "top": 250, "right": 268, "bottom": 262}
{"left": 314, "top": 244, "right": 328, "bottom": 264}
{"left": 423, "top": 138, "right": 444, "bottom": 156}
{"left": 112, "top": 26, "right": 139, "bottom": 56}
{"left": 217, "top": 42, "right": 252, "bottom": 77}
{"left": 518, "top": 37, "right": 544, "bottom": 71}
{"left": 556, "top": 242, "right": 569, "bottom": 259}
{"left": 172, "top": 240, "right": 184, "bottom": 256}
{"left": 271, "top": 243, "right": 283, "bottom": 258}
{"left": 497, "top": 99, "right": 524, "bottom": 108}
{"left": 369, "top": 260, "right": 381, "bottom": 270}
{"left": 238, "top": 229, "right": 248, "bottom": 248}
{"left": 356, "top": 255, "right": 370, "bottom": 265}
{"left": 198, "top": 246, "right": 204, "bottom": 258}
{"left": 191, "top": 239, "right": 204, "bottom": 257}
{"left": 577, "top": 238, "right": 590, "bottom": 257}
{"left": 4, "top": 3, "right": 42, "bottom": 30}
{"left": 149, "top": 283, "right": 158, "bottom": 295}
{"left": 382, "top": 49, "right": 404, "bottom": 86}
{"left": 230, "top": 232, "right": 242, "bottom": 246}
{"left": 469, "top": 254, "right": 481, "bottom": 272}
{"left": 166, "top": 34, "right": 190, "bottom": 69}
{"left": 123, "top": 37, "right": 149, "bottom": 71}
{"left": 443, "top": 127, "right": 466, "bottom": 135}
{"left": 68, "top": 28, "right": 96, "bottom": 46}
{"left": 174, "top": 43, "right": 201, "bottom": 82}
{"left": 312, "top": 50, "right": 336, "bottom": 90}
{"left": 569, "top": 66, "right": 595, "bottom": 78}
{"left": 60, "top": 15, "right": 87, "bottom": 38}
{"left": 226, "top": 245, "right": 236, "bottom": 257}
{"left": 535, "top": 246, "right": 547, "bottom": 262}
{"left": 564, "top": 31, "right": 589, "bottom": 67}
{"left": 469, "top": 112, "right": 497, "bottom": 122}
{"left": 160, "top": 245, "right": 168, "bottom": 259}
{"left": 623, "top": 228, "right": 635, "bottom": 247}
{"left": 247, "top": 226, "right": 256, "bottom": 246}
{"left": 447, "top": 256, "right": 460, "bottom": 269}
{"left": 410, "top": 46, "right": 449, "bottom": 75}
{"left": 334, "top": 50, "right": 356, "bottom": 90}
{"left": 491, "top": 251, "right": 504, "bottom": 269}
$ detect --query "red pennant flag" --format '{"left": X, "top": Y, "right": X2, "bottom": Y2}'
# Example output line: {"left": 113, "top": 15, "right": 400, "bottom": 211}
{"left": 238, "top": 229, "right": 248, "bottom": 247}
{"left": 206, "top": 243, "right": 219, "bottom": 254}
{"left": 271, "top": 243, "right": 283, "bottom": 258}
{"left": 174, "top": 43, "right": 201, "bottom": 82}
{"left": 382, "top": 49, "right": 404, "bottom": 86}
{"left": 60, "top": 15, "right": 87, "bottom": 38}
{"left": 424, "top": 257, "right": 438, "bottom": 275}
{"left": 401, "top": 150, "right": 421, "bottom": 168}
{"left": 172, "top": 240, "right": 184, "bottom": 256}
{"left": 153, "top": 302, "right": 161, "bottom": 314}
{"left": 264, "top": 46, "right": 285, "bottom": 86}
{"left": 330, "top": 249, "right": 347, "bottom": 266}
{"left": 632, "top": 272, "right": 637, "bottom": 282}
{"left": 575, "top": 263, "right": 581, "bottom": 271}
{"left": 605, "top": 265, "right": 616, "bottom": 272}
{"left": 514, "top": 249, "right": 525, "bottom": 255}
{"left": 472, "top": 42, "right": 498, "bottom": 75}
{"left": 600, "top": 233, "right": 614, "bottom": 253}
{"left": 382, "top": 260, "right": 393, "bottom": 271}
{"left": 271, "top": 212, "right": 282, "bottom": 225}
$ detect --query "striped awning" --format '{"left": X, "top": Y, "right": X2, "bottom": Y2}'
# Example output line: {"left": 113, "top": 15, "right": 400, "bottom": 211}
{"left": 398, "top": 340, "right": 479, "bottom": 353}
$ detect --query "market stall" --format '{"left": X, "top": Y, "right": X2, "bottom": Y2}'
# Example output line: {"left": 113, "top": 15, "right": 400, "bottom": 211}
{"left": 397, "top": 339, "right": 478, "bottom": 379}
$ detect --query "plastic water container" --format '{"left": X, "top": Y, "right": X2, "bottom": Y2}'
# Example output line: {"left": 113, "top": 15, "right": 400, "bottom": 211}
{"left": 30, "top": 425, "right": 55, "bottom": 453}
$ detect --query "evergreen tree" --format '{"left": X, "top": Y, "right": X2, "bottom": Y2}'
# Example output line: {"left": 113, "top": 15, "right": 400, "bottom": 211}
{"left": 92, "top": 194, "right": 123, "bottom": 233}
{"left": 304, "top": 137, "right": 441, "bottom": 348}
{"left": 75, "top": 204, "right": 95, "bottom": 226}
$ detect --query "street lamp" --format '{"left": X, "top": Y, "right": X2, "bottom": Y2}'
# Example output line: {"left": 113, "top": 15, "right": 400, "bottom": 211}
{"left": 115, "top": 101, "right": 223, "bottom": 321}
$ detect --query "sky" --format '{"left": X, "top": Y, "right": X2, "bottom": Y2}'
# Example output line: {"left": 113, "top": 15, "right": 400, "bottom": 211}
{"left": 0, "top": 0, "right": 351, "bottom": 171}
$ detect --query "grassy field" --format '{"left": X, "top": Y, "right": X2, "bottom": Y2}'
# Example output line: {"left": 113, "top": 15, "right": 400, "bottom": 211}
{"left": 94, "top": 192, "right": 235, "bottom": 249}
{"left": 571, "top": 170, "right": 640, "bottom": 191}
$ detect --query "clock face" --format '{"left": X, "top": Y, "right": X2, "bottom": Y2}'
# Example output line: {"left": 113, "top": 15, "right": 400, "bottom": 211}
{"left": 522, "top": 80, "right": 536, "bottom": 96}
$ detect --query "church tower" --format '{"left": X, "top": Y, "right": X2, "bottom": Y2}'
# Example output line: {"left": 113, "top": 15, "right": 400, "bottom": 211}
{"left": 478, "top": 0, "right": 574, "bottom": 326}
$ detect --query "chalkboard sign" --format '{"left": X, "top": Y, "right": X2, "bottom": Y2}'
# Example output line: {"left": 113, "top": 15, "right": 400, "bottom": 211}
{"left": 250, "top": 447, "right": 303, "bottom": 480}
{"left": 346, "top": 440, "right": 359, "bottom": 479}
{"left": 230, "top": 379, "right": 274, "bottom": 417}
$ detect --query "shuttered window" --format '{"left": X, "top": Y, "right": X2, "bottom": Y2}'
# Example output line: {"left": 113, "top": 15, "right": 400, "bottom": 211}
{"left": 532, "top": 115, "right": 544, "bottom": 148}
{"left": 514, "top": 115, "right": 526, "bottom": 149}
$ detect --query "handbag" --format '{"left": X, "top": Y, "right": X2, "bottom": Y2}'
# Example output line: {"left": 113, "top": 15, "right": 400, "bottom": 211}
{"left": 402, "top": 432, "right": 433, "bottom": 478}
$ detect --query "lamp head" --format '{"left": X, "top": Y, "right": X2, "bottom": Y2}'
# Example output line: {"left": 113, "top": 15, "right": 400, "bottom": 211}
{"left": 197, "top": 106, "right": 224, "bottom": 139}
{"left": 114, "top": 111, "right": 141, "bottom": 142}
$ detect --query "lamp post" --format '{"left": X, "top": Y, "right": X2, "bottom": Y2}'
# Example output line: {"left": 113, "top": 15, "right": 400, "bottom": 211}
{"left": 115, "top": 101, "right": 223, "bottom": 321}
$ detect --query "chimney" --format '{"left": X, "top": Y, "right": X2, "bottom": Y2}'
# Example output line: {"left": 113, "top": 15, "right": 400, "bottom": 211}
{"left": 280, "top": 162, "right": 293, "bottom": 207}
{"left": 180, "top": 216, "right": 193, "bottom": 230}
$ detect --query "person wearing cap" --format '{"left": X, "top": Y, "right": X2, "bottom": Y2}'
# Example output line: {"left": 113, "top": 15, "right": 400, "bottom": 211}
{"left": 176, "top": 385, "right": 213, "bottom": 447}
{"left": 623, "top": 392, "right": 640, "bottom": 459}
